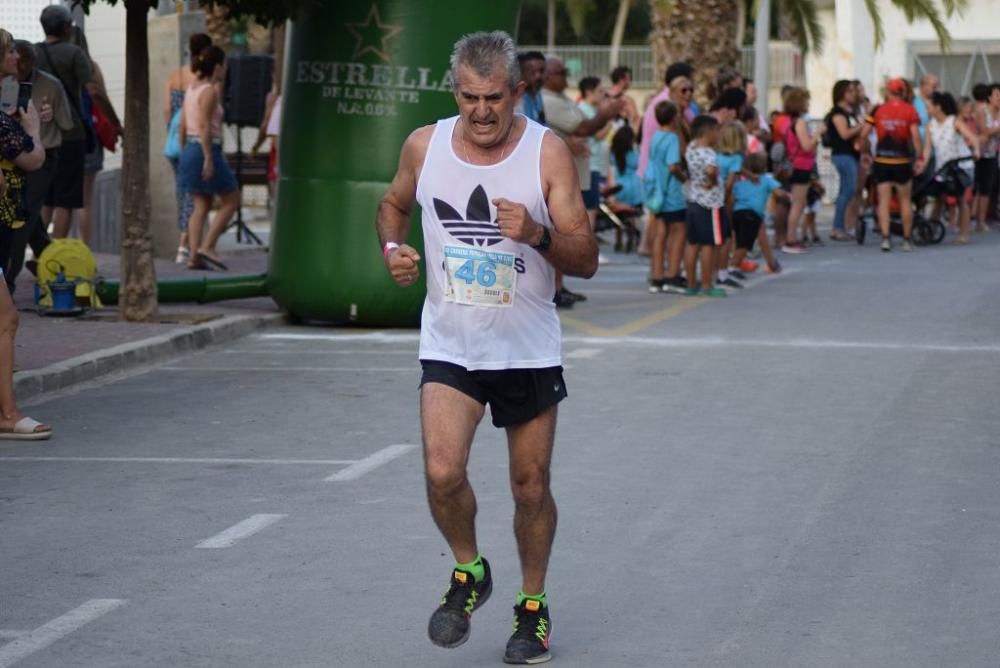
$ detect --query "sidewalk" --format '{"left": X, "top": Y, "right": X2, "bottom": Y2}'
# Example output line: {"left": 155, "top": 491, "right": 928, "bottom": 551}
{"left": 12, "top": 221, "right": 285, "bottom": 402}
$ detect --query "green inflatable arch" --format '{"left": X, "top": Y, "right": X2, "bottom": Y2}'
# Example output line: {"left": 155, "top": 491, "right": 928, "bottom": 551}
{"left": 267, "top": 0, "right": 522, "bottom": 325}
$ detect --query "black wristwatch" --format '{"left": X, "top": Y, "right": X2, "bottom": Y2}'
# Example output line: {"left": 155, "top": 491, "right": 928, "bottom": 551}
{"left": 531, "top": 226, "right": 552, "bottom": 252}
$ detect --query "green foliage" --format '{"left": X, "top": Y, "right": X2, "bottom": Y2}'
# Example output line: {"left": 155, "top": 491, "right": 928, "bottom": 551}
{"left": 71, "top": 0, "right": 321, "bottom": 24}
{"left": 518, "top": 0, "right": 652, "bottom": 44}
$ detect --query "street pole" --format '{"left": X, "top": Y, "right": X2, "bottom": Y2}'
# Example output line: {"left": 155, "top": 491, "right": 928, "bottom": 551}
{"left": 753, "top": 0, "right": 771, "bottom": 117}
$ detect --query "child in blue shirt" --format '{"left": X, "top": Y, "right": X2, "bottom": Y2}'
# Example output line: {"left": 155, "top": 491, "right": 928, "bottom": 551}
{"left": 647, "top": 101, "right": 689, "bottom": 293}
{"left": 715, "top": 121, "right": 747, "bottom": 288}
{"left": 731, "top": 152, "right": 785, "bottom": 274}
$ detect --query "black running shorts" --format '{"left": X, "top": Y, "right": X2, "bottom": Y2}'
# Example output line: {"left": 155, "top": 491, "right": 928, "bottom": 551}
{"left": 732, "top": 209, "right": 763, "bottom": 250}
{"left": 873, "top": 161, "right": 913, "bottom": 185}
{"left": 419, "top": 360, "right": 567, "bottom": 428}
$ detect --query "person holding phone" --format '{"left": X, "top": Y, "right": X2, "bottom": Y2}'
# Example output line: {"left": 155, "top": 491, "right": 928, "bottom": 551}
{"left": 0, "top": 27, "right": 51, "bottom": 441}
{"left": 5, "top": 40, "right": 72, "bottom": 291}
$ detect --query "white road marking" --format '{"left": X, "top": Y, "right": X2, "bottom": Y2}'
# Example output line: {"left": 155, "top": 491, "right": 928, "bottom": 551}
{"left": 0, "top": 456, "right": 355, "bottom": 465}
{"left": 324, "top": 444, "right": 416, "bottom": 482}
{"left": 161, "top": 366, "right": 415, "bottom": 372}
{"left": 195, "top": 514, "right": 287, "bottom": 549}
{"left": 560, "top": 335, "right": 1000, "bottom": 354}
{"left": 257, "top": 332, "right": 421, "bottom": 343}
{"left": 564, "top": 348, "right": 601, "bottom": 359}
{"left": 223, "top": 349, "right": 414, "bottom": 355}
{"left": 0, "top": 599, "right": 126, "bottom": 668}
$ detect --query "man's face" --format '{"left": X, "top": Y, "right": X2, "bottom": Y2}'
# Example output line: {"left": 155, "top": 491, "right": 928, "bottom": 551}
{"left": 585, "top": 85, "right": 603, "bottom": 105}
{"left": 921, "top": 75, "right": 939, "bottom": 98}
{"left": 990, "top": 87, "right": 1000, "bottom": 107}
{"left": 617, "top": 73, "right": 631, "bottom": 90}
{"left": 521, "top": 58, "right": 544, "bottom": 94}
{"left": 544, "top": 59, "right": 568, "bottom": 93}
{"left": 746, "top": 81, "right": 758, "bottom": 105}
{"left": 715, "top": 108, "right": 736, "bottom": 124}
{"left": 454, "top": 63, "right": 522, "bottom": 149}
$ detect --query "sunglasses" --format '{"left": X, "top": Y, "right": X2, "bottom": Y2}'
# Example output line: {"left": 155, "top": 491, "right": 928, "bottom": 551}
{"left": 679, "top": 87, "right": 693, "bottom": 94}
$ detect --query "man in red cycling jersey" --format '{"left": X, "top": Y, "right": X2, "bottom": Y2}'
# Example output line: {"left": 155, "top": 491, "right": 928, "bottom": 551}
{"left": 867, "top": 78, "right": 925, "bottom": 252}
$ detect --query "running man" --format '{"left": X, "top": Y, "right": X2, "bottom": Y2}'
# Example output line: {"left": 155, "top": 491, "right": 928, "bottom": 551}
{"left": 375, "top": 31, "right": 598, "bottom": 665}
{"left": 868, "top": 78, "right": 924, "bottom": 252}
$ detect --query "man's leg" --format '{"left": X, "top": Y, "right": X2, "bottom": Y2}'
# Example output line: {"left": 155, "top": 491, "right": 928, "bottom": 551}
{"left": 649, "top": 216, "right": 666, "bottom": 283}
{"left": 700, "top": 245, "right": 715, "bottom": 289}
{"left": 897, "top": 180, "right": 914, "bottom": 240}
{"left": 684, "top": 242, "right": 699, "bottom": 291}
{"left": 421, "top": 382, "right": 485, "bottom": 563}
{"left": 505, "top": 405, "right": 558, "bottom": 597}
{"left": 666, "top": 221, "right": 686, "bottom": 280}
{"left": 50, "top": 207, "right": 72, "bottom": 238}
{"left": 877, "top": 182, "right": 893, "bottom": 238}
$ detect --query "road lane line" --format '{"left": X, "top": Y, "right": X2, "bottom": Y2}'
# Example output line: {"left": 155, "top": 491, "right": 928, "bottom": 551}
{"left": 324, "top": 444, "right": 416, "bottom": 482}
{"left": 0, "top": 599, "right": 126, "bottom": 668}
{"left": 195, "top": 514, "right": 287, "bottom": 549}
{"left": 0, "top": 457, "right": 356, "bottom": 465}
{"left": 560, "top": 297, "right": 705, "bottom": 337}
{"left": 161, "top": 366, "right": 415, "bottom": 372}
{"left": 222, "top": 349, "right": 415, "bottom": 355}
{"left": 560, "top": 335, "right": 1000, "bottom": 353}
{"left": 257, "top": 332, "right": 421, "bottom": 343}
{"left": 564, "top": 348, "right": 601, "bottom": 359}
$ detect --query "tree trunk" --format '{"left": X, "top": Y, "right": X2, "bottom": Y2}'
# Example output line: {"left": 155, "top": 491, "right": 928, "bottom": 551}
{"left": 120, "top": 0, "right": 158, "bottom": 322}
{"left": 649, "top": 0, "right": 740, "bottom": 106}
{"left": 609, "top": 0, "right": 631, "bottom": 68}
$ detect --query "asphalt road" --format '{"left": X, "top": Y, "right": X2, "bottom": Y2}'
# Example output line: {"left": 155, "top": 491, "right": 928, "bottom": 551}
{"left": 2, "top": 232, "right": 1000, "bottom": 667}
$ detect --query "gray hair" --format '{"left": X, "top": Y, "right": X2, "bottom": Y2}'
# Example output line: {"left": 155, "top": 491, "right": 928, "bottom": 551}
{"left": 450, "top": 31, "right": 519, "bottom": 91}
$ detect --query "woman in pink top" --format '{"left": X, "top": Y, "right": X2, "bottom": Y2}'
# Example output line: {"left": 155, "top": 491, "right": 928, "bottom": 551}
{"left": 178, "top": 45, "right": 238, "bottom": 270}
{"left": 781, "top": 88, "right": 824, "bottom": 254}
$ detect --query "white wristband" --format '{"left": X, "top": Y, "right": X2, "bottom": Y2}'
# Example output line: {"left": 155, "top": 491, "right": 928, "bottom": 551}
{"left": 382, "top": 242, "right": 400, "bottom": 259}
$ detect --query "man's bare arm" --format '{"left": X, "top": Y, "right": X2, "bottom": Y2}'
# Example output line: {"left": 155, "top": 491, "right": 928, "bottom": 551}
{"left": 523, "top": 132, "right": 598, "bottom": 278}
{"left": 376, "top": 125, "right": 431, "bottom": 248}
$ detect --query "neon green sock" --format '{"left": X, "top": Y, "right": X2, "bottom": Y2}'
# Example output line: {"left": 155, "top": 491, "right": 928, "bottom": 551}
{"left": 455, "top": 554, "right": 485, "bottom": 583}
{"left": 516, "top": 591, "right": 547, "bottom": 607}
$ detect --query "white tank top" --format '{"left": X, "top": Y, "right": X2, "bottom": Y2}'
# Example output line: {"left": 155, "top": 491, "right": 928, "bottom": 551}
{"left": 415, "top": 115, "right": 561, "bottom": 371}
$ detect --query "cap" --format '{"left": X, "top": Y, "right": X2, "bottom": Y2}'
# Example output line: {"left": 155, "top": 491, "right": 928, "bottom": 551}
{"left": 886, "top": 78, "right": 908, "bottom": 96}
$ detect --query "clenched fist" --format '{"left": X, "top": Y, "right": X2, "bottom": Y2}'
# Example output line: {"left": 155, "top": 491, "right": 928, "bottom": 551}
{"left": 492, "top": 197, "right": 540, "bottom": 245}
{"left": 385, "top": 243, "right": 422, "bottom": 287}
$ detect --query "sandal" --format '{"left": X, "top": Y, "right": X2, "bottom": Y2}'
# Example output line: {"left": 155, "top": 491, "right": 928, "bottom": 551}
{"left": 0, "top": 417, "right": 52, "bottom": 441}
{"left": 197, "top": 251, "right": 228, "bottom": 271}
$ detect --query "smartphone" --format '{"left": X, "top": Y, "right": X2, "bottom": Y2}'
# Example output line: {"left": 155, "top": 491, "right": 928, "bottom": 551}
{"left": 17, "top": 82, "right": 32, "bottom": 112}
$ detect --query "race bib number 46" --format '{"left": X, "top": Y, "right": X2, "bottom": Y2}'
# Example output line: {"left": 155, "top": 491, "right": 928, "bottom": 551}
{"left": 443, "top": 245, "right": 517, "bottom": 307}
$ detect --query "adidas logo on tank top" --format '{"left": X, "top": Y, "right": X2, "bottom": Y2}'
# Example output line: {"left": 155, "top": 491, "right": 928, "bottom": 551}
{"left": 415, "top": 115, "right": 562, "bottom": 371}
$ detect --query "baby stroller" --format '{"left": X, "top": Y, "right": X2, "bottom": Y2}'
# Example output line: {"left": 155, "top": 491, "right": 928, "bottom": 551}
{"left": 856, "top": 158, "right": 971, "bottom": 246}
{"left": 595, "top": 184, "right": 642, "bottom": 253}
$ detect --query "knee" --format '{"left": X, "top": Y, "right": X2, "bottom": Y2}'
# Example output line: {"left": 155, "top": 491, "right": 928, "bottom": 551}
{"left": 0, "top": 308, "right": 18, "bottom": 334}
{"left": 511, "top": 466, "right": 550, "bottom": 508}
{"left": 425, "top": 460, "right": 467, "bottom": 498}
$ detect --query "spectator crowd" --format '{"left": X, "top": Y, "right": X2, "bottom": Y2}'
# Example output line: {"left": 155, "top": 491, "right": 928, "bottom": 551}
{"left": 515, "top": 52, "right": 1000, "bottom": 305}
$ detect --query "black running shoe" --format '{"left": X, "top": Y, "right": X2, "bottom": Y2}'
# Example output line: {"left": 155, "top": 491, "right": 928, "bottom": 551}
{"left": 428, "top": 559, "right": 493, "bottom": 648}
{"left": 719, "top": 276, "right": 744, "bottom": 289}
{"left": 728, "top": 269, "right": 746, "bottom": 281}
{"left": 660, "top": 276, "right": 687, "bottom": 294}
{"left": 503, "top": 599, "right": 552, "bottom": 664}
{"left": 553, "top": 290, "right": 574, "bottom": 309}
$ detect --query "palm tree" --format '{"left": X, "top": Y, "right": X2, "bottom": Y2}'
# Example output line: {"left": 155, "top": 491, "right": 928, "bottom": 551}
{"left": 649, "top": 0, "right": 968, "bottom": 102}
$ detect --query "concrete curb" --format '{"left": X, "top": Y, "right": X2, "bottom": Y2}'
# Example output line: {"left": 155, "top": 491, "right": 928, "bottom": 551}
{"left": 14, "top": 312, "right": 286, "bottom": 402}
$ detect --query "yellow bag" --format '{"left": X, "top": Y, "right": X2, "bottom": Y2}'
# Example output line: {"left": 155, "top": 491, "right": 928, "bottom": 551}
{"left": 35, "top": 239, "right": 102, "bottom": 309}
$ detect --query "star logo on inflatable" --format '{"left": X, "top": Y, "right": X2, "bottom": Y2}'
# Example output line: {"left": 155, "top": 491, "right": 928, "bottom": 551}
{"left": 346, "top": 4, "right": 404, "bottom": 63}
